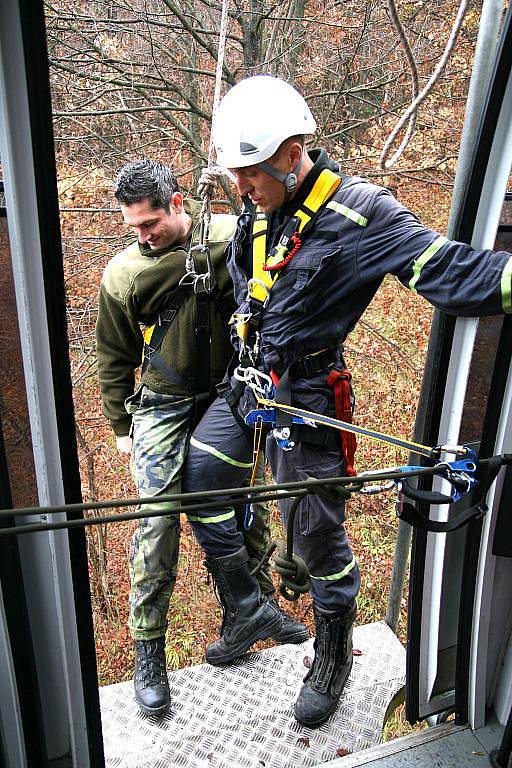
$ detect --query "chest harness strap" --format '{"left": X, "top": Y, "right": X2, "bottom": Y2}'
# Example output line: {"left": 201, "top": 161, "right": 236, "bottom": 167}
{"left": 231, "top": 168, "right": 357, "bottom": 467}
{"left": 233, "top": 168, "right": 342, "bottom": 355}
{"left": 142, "top": 281, "right": 232, "bottom": 424}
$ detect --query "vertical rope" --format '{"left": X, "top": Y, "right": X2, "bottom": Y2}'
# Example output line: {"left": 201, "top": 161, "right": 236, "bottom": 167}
{"left": 195, "top": 0, "right": 230, "bottom": 248}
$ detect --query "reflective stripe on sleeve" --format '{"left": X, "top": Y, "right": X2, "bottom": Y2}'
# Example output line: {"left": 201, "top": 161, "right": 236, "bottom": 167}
{"left": 310, "top": 555, "right": 356, "bottom": 582}
{"left": 326, "top": 200, "right": 368, "bottom": 227}
{"left": 187, "top": 510, "right": 236, "bottom": 524}
{"left": 409, "top": 235, "right": 448, "bottom": 293}
{"left": 501, "top": 255, "right": 512, "bottom": 313}
{"left": 190, "top": 436, "right": 253, "bottom": 468}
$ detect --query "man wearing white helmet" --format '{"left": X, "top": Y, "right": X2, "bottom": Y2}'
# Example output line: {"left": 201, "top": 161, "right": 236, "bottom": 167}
{"left": 182, "top": 75, "right": 512, "bottom": 727}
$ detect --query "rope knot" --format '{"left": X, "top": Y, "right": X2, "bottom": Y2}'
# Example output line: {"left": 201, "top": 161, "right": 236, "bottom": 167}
{"left": 274, "top": 542, "right": 311, "bottom": 602}
{"left": 197, "top": 165, "right": 223, "bottom": 202}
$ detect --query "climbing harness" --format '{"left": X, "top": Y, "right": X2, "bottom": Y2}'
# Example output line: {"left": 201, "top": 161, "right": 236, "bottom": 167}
{"left": 232, "top": 167, "right": 342, "bottom": 358}
{"left": 142, "top": 260, "right": 232, "bottom": 425}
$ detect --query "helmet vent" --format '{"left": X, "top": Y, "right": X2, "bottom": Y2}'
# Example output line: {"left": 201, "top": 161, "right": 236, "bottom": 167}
{"left": 240, "top": 142, "right": 258, "bottom": 155}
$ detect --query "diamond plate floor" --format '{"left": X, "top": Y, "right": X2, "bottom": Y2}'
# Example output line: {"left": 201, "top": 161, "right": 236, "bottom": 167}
{"left": 99, "top": 621, "right": 405, "bottom": 768}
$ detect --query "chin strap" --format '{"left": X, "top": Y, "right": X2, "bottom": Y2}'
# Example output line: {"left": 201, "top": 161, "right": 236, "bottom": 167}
{"left": 258, "top": 153, "right": 303, "bottom": 198}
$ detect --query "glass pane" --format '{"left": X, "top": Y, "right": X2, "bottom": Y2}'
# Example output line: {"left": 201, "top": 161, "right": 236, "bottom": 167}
{"left": 0, "top": 181, "right": 38, "bottom": 507}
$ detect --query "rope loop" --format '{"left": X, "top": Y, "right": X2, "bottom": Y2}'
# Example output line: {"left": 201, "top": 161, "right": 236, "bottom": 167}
{"left": 197, "top": 165, "right": 224, "bottom": 244}
{"left": 274, "top": 542, "right": 311, "bottom": 602}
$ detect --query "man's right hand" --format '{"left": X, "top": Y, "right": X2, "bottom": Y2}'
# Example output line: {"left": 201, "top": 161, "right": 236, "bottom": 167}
{"left": 116, "top": 435, "right": 133, "bottom": 455}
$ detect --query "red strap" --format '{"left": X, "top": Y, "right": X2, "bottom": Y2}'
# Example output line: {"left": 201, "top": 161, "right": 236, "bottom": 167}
{"left": 326, "top": 369, "right": 357, "bottom": 476}
{"left": 270, "top": 370, "right": 280, "bottom": 388}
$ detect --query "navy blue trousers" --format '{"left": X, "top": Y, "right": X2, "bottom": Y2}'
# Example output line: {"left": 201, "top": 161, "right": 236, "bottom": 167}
{"left": 182, "top": 393, "right": 360, "bottom": 612}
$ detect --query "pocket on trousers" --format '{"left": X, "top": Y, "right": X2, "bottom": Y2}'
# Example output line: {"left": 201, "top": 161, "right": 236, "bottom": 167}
{"left": 296, "top": 455, "right": 346, "bottom": 535}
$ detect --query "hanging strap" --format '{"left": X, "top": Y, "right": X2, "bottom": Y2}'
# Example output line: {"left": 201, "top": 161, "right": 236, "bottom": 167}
{"left": 326, "top": 369, "right": 357, "bottom": 476}
{"left": 143, "top": 282, "right": 232, "bottom": 398}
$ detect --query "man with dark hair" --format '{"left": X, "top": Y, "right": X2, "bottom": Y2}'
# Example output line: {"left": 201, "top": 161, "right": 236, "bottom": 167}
{"left": 96, "top": 158, "right": 308, "bottom": 718}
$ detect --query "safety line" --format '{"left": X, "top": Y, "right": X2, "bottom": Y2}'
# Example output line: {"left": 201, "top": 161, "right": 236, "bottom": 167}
{"left": 0, "top": 465, "right": 443, "bottom": 523}
{"left": 256, "top": 396, "right": 435, "bottom": 458}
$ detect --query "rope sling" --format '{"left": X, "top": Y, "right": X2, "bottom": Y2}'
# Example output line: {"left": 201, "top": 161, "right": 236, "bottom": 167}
{"left": 181, "top": 0, "right": 230, "bottom": 291}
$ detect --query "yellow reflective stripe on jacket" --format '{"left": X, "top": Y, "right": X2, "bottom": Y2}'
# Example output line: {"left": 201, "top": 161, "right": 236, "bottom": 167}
{"left": 187, "top": 510, "right": 236, "bottom": 524}
{"left": 409, "top": 235, "right": 448, "bottom": 293}
{"left": 190, "top": 436, "right": 253, "bottom": 468}
{"left": 501, "top": 255, "right": 512, "bottom": 312}
{"left": 310, "top": 556, "right": 357, "bottom": 582}
{"left": 326, "top": 200, "right": 368, "bottom": 227}
{"left": 249, "top": 168, "right": 342, "bottom": 303}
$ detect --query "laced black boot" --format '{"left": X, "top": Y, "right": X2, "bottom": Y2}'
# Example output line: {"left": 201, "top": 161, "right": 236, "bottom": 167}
{"left": 267, "top": 598, "right": 310, "bottom": 644}
{"left": 205, "top": 546, "right": 283, "bottom": 665}
{"left": 133, "top": 637, "right": 170, "bottom": 716}
{"left": 248, "top": 556, "right": 310, "bottom": 645}
{"left": 294, "top": 603, "right": 356, "bottom": 727}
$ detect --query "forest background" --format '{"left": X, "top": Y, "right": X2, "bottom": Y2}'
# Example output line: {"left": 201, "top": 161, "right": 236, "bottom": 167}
{"left": 44, "top": 0, "right": 490, "bottom": 737}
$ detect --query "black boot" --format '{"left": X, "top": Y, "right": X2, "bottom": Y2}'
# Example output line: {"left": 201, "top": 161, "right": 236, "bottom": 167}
{"left": 267, "top": 598, "right": 310, "bottom": 644}
{"left": 249, "top": 557, "right": 310, "bottom": 645}
{"left": 133, "top": 637, "right": 170, "bottom": 716}
{"left": 294, "top": 603, "right": 356, "bottom": 728}
{"left": 205, "top": 546, "right": 283, "bottom": 665}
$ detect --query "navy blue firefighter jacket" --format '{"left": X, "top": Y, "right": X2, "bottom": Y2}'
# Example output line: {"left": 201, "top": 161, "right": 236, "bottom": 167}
{"left": 226, "top": 148, "right": 512, "bottom": 376}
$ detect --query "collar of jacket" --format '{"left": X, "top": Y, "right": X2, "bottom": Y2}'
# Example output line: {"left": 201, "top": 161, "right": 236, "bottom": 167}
{"left": 279, "top": 147, "right": 341, "bottom": 218}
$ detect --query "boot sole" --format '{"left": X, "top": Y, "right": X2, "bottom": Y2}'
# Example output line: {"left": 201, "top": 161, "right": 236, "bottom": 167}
{"left": 206, "top": 612, "right": 283, "bottom": 666}
{"left": 294, "top": 699, "right": 338, "bottom": 728}
{"left": 134, "top": 692, "right": 171, "bottom": 718}
{"left": 270, "top": 628, "right": 310, "bottom": 644}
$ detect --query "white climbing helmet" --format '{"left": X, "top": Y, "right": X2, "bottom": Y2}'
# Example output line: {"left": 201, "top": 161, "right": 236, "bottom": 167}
{"left": 214, "top": 75, "right": 317, "bottom": 172}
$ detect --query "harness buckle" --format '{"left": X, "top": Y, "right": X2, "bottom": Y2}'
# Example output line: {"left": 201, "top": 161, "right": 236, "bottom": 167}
{"left": 246, "top": 278, "right": 270, "bottom": 306}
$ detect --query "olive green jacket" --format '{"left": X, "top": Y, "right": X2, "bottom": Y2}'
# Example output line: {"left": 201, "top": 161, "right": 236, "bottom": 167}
{"left": 96, "top": 200, "right": 236, "bottom": 436}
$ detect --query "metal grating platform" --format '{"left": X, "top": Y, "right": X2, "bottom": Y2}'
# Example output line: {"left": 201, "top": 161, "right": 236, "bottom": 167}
{"left": 99, "top": 621, "right": 405, "bottom": 768}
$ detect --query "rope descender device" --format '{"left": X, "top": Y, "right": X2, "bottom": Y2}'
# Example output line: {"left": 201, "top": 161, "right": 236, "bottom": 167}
{"left": 243, "top": 389, "right": 481, "bottom": 504}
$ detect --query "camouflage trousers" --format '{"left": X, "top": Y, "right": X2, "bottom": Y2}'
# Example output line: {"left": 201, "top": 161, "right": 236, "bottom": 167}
{"left": 125, "top": 385, "right": 274, "bottom": 641}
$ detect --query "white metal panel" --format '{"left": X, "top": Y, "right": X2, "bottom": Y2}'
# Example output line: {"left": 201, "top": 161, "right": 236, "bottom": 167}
{"left": 467, "top": 51, "right": 512, "bottom": 729}
{"left": 0, "top": 588, "right": 27, "bottom": 768}
{"left": 418, "top": 318, "right": 477, "bottom": 715}
{"left": 0, "top": 0, "right": 90, "bottom": 763}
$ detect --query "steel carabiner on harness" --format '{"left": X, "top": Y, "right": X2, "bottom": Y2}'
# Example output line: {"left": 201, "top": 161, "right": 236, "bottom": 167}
{"left": 180, "top": 242, "right": 216, "bottom": 294}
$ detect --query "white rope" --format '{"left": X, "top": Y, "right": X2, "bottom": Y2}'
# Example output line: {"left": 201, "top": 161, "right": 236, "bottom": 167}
{"left": 380, "top": 0, "right": 469, "bottom": 170}
{"left": 195, "top": 0, "right": 230, "bottom": 249}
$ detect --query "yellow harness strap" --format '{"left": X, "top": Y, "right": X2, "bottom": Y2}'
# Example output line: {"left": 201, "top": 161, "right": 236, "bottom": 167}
{"left": 249, "top": 168, "right": 342, "bottom": 303}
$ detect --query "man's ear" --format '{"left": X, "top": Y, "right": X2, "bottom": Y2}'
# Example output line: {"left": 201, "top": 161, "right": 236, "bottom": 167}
{"left": 287, "top": 140, "right": 303, "bottom": 170}
{"left": 170, "top": 191, "right": 184, "bottom": 212}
